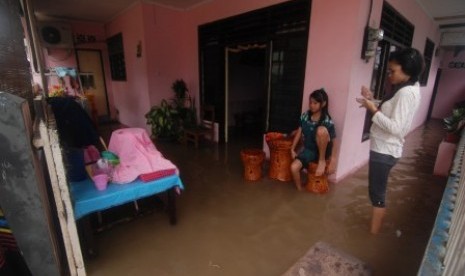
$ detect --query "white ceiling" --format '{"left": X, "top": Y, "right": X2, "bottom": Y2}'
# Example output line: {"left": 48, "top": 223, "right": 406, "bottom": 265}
{"left": 32, "top": 0, "right": 209, "bottom": 22}
{"left": 416, "top": 0, "right": 465, "bottom": 29}
{"left": 32, "top": 0, "right": 465, "bottom": 29}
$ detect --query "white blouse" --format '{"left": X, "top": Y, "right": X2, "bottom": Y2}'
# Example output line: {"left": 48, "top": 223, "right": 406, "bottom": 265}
{"left": 370, "top": 82, "right": 421, "bottom": 158}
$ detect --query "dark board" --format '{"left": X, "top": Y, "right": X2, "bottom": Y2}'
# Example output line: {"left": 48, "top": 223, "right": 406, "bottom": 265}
{"left": 0, "top": 93, "right": 60, "bottom": 275}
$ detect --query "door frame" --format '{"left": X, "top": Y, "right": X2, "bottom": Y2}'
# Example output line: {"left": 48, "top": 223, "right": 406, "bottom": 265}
{"left": 427, "top": 68, "right": 442, "bottom": 121}
{"left": 75, "top": 49, "right": 110, "bottom": 122}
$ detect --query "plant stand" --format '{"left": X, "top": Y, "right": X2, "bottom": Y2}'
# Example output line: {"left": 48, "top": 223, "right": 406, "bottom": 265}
{"left": 433, "top": 140, "right": 457, "bottom": 176}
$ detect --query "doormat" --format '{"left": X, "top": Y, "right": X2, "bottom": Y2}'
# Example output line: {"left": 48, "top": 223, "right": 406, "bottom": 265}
{"left": 282, "top": 241, "right": 372, "bottom": 276}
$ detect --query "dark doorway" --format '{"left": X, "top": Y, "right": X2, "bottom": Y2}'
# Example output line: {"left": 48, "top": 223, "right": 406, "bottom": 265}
{"left": 227, "top": 46, "right": 267, "bottom": 145}
{"left": 198, "top": 0, "right": 311, "bottom": 144}
{"left": 427, "top": 68, "right": 442, "bottom": 120}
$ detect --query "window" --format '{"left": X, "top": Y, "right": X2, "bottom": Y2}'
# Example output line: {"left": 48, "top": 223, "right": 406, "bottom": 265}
{"left": 371, "top": 2, "right": 414, "bottom": 100}
{"left": 361, "top": 2, "right": 414, "bottom": 141}
{"left": 380, "top": 2, "right": 414, "bottom": 47}
{"left": 107, "top": 33, "right": 126, "bottom": 81}
{"left": 420, "top": 38, "right": 435, "bottom": 86}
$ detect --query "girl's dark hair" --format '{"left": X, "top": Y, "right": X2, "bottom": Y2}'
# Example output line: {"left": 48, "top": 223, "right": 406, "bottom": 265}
{"left": 388, "top": 48, "right": 425, "bottom": 83}
{"left": 309, "top": 88, "right": 331, "bottom": 125}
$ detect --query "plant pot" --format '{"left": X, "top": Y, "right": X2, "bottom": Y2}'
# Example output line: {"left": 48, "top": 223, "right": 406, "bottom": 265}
{"left": 444, "top": 132, "right": 460, "bottom": 144}
{"left": 433, "top": 140, "right": 458, "bottom": 176}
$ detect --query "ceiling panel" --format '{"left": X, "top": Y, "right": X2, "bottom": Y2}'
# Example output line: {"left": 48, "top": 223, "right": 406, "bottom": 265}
{"left": 416, "top": 0, "right": 465, "bottom": 28}
{"left": 30, "top": 0, "right": 465, "bottom": 45}
{"left": 32, "top": 0, "right": 209, "bottom": 22}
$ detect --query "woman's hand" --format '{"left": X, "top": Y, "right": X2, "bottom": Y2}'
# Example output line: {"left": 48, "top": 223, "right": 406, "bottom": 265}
{"left": 356, "top": 97, "right": 378, "bottom": 114}
{"left": 361, "top": 86, "right": 374, "bottom": 100}
{"left": 358, "top": 86, "right": 380, "bottom": 114}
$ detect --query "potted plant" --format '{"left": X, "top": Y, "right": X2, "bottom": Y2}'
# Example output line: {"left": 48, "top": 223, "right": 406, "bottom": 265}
{"left": 170, "top": 79, "right": 197, "bottom": 131}
{"left": 146, "top": 79, "right": 199, "bottom": 141}
{"left": 145, "top": 99, "right": 180, "bottom": 140}
{"left": 171, "top": 79, "right": 188, "bottom": 102}
{"left": 177, "top": 97, "right": 197, "bottom": 129}
{"left": 443, "top": 106, "right": 465, "bottom": 143}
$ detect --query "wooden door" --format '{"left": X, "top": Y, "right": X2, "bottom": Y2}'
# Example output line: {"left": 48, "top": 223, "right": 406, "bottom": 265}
{"left": 76, "top": 49, "right": 109, "bottom": 121}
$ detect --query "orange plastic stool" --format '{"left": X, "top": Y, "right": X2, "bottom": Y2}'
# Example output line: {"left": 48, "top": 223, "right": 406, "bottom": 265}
{"left": 306, "top": 160, "right": 330, "bottom": 194}
{"left": 267, "top": 137, "right": 293, "bottom": 182}
{"left": 240, "top": 149, "right": 265, "bottom": 181}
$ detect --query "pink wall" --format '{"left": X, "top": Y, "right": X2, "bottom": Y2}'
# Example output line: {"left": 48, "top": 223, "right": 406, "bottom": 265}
{"left": 141, "top": 3, "right": 191, "bottom": 105}
{"left": 305, "top": 0, "right": 369, "bottom": 181}
{"left": 105, "top": 4, "right": 151, "bottom": 128}
{"left": 431, "top": 49, "right": 465, "bottom": 118}
{"left": 102, "top": 0, "right": 441, "bottom": 182}
{"left": 105, "top": 0, "right": 287, "bottom": 129}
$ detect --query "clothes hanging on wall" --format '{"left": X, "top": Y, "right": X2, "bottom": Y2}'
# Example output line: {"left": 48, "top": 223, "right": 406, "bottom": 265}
{"left": 46, "top": 96, "right": 100, "bottom": 149}
{"left": 46, "top": 67, "right": 82, "bottom": 96}
{"left": 47, "top": 96, "right": 103, "bottom": 181}
{"left": 54, "top": 67, "right": 77, "bottom": 78}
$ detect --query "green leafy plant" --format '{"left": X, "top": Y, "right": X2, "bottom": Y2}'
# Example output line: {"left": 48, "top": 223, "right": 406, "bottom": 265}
{"left": 170, "top": 79, "right": 197, "bottom": 131}
{"left": 146, "top": 79, "right": 198, "bottom": 141}
{"left": 443, "top": 105, "right": 465, "bottom": 143}
{"left": 145, "top": 99, "right": 180, "bottom": 140}
{"left": 444, "top": 107, "right": 465, "bottom": 134}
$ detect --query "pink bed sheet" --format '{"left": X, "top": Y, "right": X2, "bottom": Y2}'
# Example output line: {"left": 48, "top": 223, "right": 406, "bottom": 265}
{"left": 108, "top": 128, "right": 178, "bottom": 184}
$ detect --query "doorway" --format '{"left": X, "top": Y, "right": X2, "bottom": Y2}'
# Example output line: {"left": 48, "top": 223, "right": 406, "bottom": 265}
{"left": 225, "top": 45, "right": 267, "bottom": 145}
{"left": 76, "top": 49, "right": 110, "bottom": 122}
{"left": 427, "top": 68, "right": 442, "bottom": 120}
{"left": 199, "top": 0, "right": 310, "bottom": 144}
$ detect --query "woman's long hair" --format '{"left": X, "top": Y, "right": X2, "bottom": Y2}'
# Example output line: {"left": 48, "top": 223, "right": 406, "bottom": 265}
{"left": 310, "top": 88, "right": 331, "bottom": 126}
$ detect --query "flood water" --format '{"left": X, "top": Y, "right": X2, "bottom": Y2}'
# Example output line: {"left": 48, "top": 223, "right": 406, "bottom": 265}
{"left": 86, "top": 119, "right": 446, "bottom": 276}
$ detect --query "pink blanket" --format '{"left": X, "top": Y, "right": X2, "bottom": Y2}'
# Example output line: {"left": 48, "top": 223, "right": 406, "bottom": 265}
{"left": 108, "top": 128, "right": 178, "bottom": 184}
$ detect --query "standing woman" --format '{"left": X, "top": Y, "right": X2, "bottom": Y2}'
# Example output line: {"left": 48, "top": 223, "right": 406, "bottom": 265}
{"left": 356, "top": 48, "right": 424, "bottom": 234}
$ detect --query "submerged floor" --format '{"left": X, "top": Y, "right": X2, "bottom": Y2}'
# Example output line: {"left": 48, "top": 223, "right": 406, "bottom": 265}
{"left": 86, "top": 120, "right": 446, "bottom": 276}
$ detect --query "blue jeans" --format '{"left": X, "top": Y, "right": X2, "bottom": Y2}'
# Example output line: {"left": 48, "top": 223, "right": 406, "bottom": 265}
{"left": 368, "top": 151, "right": 398, "bottom": 208}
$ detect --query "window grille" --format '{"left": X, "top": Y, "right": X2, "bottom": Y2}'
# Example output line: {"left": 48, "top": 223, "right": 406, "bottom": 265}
{"left": 107, "top": 33, "right": 126, "bottom": 81}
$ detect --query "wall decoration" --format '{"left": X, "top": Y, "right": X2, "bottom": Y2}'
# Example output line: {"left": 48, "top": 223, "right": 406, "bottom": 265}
{"left": 448, "top": 61, "right": 465, "bottom": 69}
{"left": 74, "top": 33, "right": 97, "bottom": 45}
